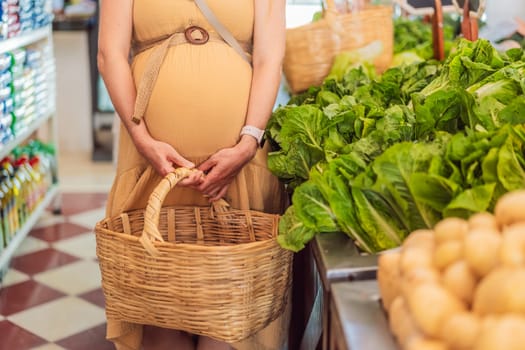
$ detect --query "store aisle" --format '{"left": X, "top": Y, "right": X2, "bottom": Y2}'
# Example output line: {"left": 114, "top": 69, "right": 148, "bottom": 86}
{"left": 0, "top": 192, "right": 109, "bottom": 349}
{"left": 0, "top": 154, "right": 208, "bottom": 349}
{"left": 0, "top": 154, "right": 116, "bottom": 350}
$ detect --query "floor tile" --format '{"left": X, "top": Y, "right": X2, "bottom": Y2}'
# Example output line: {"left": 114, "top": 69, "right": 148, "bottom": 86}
{"left": 67, "top": 207, "right": 106, "bottom": 231}
{"left": 0, "top": 320, "right": 47, "bottom": 350}
{"left": 58, "top": 152, "right": 115, "bottom": 194}
{"left": 8, "top": 296, "right": 106, "bottom": 342}
{"left": 33, "top": 260, "right": 101, "bottom": 296}
{"left": 13, "top": 236, "right": 50, "bottom": 257}
{"left": 10, "top": 248, "right": 80, "bottom": 276}
{"left": 1, "top": 269, "right": 30, "bottom": 288}
{"left": 56, "top": 323, "right": 113, "bottom": 350}
{"left": 31, "top": 344, "right": 66, "bottom": 350}
{"left": 29, "top": 222, "right": 92, "bottom": 243}
{"left": 52, "top": 233, "right": 97, "bottom": 260}
{"left": 60, "top": 193, "right": 108, "bottom": 216}
{"left": 0, "top": 280, "right": 66, "bottom": 316}
{"left": 34, "top": 210, "right": 66, "bottom": 230}
{"left": 78, "top": 288, "right": 105, "bottom": 308}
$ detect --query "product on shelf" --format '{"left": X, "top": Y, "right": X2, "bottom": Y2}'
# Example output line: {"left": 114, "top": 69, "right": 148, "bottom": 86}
{"left": 0, "top": 4, "right": 56, "bottom": 281}
{"left": 378, "top": 190, "right": 525, "bottom": 350}
{"left": 0, "top": 0, "right": 52, "bottom": 40}
{"left": 0, "top": 40, "right": 54, "bottom": 143}
{"left": 0, "top": 139, "right": 54, "bottom": 248}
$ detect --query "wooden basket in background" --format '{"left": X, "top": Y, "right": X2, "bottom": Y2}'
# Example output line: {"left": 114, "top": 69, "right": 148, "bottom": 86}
{"left": 95, "top": 168, "right": 293, "bottom": 342}
{"left": 283, "top": 0, "right": 394, "bottom": 94}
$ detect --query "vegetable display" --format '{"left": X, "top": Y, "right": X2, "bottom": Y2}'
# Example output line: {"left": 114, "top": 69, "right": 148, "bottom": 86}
{"left": 393, "top": 17, "right": 456, "bottom": 64}
{"left": 378, "top": 190, "right": 525, "bottom": 350}
{"left": 270, "top": 39, "right": 525, "bottom": 253}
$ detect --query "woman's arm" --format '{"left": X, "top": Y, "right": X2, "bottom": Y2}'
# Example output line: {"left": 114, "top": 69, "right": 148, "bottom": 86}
{"left": 243, "top": 0, "right": 287, "bottom": 133}
{"left": 197, "top": 0, "right": 286, "bottom": 201}
{"left": 98, "top": 0, "right": 200, "bottom": 181}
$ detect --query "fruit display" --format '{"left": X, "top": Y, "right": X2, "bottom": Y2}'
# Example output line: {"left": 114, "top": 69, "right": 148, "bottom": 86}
{"left": 377, "top": 190, "right": 525, "bottom": 350}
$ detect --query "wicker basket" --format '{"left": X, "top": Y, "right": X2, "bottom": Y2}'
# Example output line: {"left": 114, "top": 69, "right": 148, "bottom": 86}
{"left": 95, "top": 168, "right": 293, "bottom": 342}
{"left": 283, "top": 0, "right": 394, "bottom": 94}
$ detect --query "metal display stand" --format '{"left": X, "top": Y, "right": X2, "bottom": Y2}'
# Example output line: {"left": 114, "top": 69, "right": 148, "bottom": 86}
{"left": 329, "top": 280, "right": 399, "bottom": 350}
{"left": 298, "top": 232, "right": 378, "bottom": 350}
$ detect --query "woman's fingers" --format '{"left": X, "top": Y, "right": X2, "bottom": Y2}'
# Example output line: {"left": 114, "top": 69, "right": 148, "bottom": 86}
{"left": 178, "top": 170, "right": 204, "bottom": 187}
{"left": 168, "top": 151, "right": 195, "bottom": 169}
{"left": 208, "top": 184, "right": 229, "bottom": 202}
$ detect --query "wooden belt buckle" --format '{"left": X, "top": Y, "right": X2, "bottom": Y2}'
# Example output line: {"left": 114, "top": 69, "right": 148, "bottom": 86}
{"left": 184, "top": 26, "right": 209, "bottom": 45}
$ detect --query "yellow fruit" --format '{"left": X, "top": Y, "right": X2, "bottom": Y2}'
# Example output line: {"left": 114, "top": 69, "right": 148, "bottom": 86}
{"left": 464, "top": 228, "right": 501, "bottom": 277}
{"left": 500, "top": 223, "right": 525, "bottom": 267}
{"left": 468, "top": 212, "right": 498, "bottom": 232}
{"left": 389, "top": 296, "right": 422, "bottom": 348}
{"left": 407, "top": 283, "right": 466, "bottom": 338}
{"left": 403, "top": 229, "right": 435, "bottom": 251}
{"left": 440, "top": 312, "right": 481, "bottom": 349}
{"left": 473, "top": 267, "right": 525, "bottom": 316}
{"left": 494, "top": 190, "right": 525, "bottom": 229}
{"left": 474, "top": 314, "right": 525, "bottom": 350}
{"left": 442, "top": 260, "right": 477, "bottom": 306}
{"left": 434, "top": 240, "right": 463, "bottom": 271}
{"left": 434, "top": 217, "right": 469, "bottom": 244}
{"left": 377, "top": 252, "right": 401, "bottom": 311}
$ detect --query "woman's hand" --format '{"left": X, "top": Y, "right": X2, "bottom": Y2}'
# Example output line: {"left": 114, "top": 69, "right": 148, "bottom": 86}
{"left": 134, "top": 135, "right": 204, "bottom": 187}
{"left": 197, "top": 136, "right": 258, "bottom": 202}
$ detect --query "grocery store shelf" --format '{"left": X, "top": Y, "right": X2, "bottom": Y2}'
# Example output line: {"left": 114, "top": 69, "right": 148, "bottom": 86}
{"left": 0, "top": 109, "right": 54, "bottom": 160}
{"left": 0, "top": 184, "right": 59, "bottom": 280}
{"left": 312, "top": 232, "right": 378, "bottom": 290}
{"left": 0, "top": 27, "right": 51, "bottom": 54}
{"left": 330, "top": 281, "right": 398, "bottom": 350}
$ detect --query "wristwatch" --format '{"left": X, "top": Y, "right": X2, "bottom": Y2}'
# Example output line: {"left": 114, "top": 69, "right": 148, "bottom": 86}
{"left": 240, "top": 125, "right": 265, "bottom": 145}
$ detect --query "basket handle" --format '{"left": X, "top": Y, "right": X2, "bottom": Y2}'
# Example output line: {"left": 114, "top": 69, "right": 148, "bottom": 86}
{"left": 139, "top": 167, "right": 198, "bottom": 256}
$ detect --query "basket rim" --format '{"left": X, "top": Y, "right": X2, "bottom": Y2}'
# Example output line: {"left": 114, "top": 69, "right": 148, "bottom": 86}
{"left": 286, "top": 5, "right": 393, "bottom": 34}
{"left": 95, "top": 222, "right": 283, "bottom": 252}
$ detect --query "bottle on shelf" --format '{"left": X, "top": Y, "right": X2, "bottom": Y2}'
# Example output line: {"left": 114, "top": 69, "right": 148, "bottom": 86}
{"left": 1, "top": 157, "right": 22, "bottom": 235}
{"left": 14, "top": 153, "right": 36, "bottom": 215}
{"left": 0, "top": 166, "right": 18, "bottom": 240}
{"left": 0, "top": 175, "right": 11, "bottom": 247}
{"left": 28, "top": 154, "right": 43, "bottom": 204}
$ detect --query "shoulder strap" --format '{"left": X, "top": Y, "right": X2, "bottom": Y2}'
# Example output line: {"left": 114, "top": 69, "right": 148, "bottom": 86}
{"left": 193, "top": 0, "right": 251, "bottom": 64}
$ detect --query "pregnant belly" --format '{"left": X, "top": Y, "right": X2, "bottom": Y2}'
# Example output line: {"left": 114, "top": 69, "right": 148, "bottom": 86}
{"left": 133, "top": 43, "right": 253, "bottom": 158}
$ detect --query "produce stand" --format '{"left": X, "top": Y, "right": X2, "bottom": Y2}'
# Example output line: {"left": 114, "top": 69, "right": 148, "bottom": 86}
{"left": 329, "top": 280, "right": 399, "bottom": 350}
{"left": 278, "top": 2, "right": 524, "bottom": 348}
{"left": 298, "top": 233, "right": 378, "bottom": 350}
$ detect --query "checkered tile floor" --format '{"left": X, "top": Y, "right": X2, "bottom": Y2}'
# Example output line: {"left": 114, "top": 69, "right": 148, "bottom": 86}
{"left": 2, "top": 191, "right": 250, "bottom": 349}
{"left": 0, "top": 193, "right": 113, "bottom": 350}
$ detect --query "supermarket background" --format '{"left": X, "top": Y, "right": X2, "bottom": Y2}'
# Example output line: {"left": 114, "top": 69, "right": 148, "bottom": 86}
{"left": 0, "top": 0, "right": 525, "bottom": 349}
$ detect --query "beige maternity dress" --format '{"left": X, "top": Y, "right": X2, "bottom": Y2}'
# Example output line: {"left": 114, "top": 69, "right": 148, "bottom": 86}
{"left": 103, "top": 1, "right": 290, "bottom": 349}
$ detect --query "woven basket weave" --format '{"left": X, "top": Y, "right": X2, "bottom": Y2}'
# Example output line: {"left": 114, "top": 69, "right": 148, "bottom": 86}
{"left": 283, "top": 0, "right": 393, "bottom": 94}
{"left": 95, "top": 168, "right": 293, "bottom": 342}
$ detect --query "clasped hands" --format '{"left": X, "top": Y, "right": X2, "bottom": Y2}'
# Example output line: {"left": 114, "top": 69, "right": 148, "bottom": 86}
{"left": 138, "top": 135, "right": 259, "bottom": 202}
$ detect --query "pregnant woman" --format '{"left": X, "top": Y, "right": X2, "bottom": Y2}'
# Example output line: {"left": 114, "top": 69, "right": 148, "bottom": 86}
{"left": 97, "top": 1, "right": 289, "bottom": 349}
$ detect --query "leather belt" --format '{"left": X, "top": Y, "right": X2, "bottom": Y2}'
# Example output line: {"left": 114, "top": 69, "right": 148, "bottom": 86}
{"left": 131, "top": 26, "right": 252, "bottom": 125}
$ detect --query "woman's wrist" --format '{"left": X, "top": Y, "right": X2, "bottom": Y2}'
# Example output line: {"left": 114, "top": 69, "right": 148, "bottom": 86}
{"left": 236, "top": 135, "right": 259, "bottom": 159}
{"left": 128, "top": 124, "right": 153, "bottom": 153}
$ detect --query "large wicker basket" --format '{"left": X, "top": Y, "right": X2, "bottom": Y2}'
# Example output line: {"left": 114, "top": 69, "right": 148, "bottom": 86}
{"left": 283, "top": 0, "right": 393, "bottom": 94}
{"left": 95, "top": 168, "right": 293, "bottom": 342}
